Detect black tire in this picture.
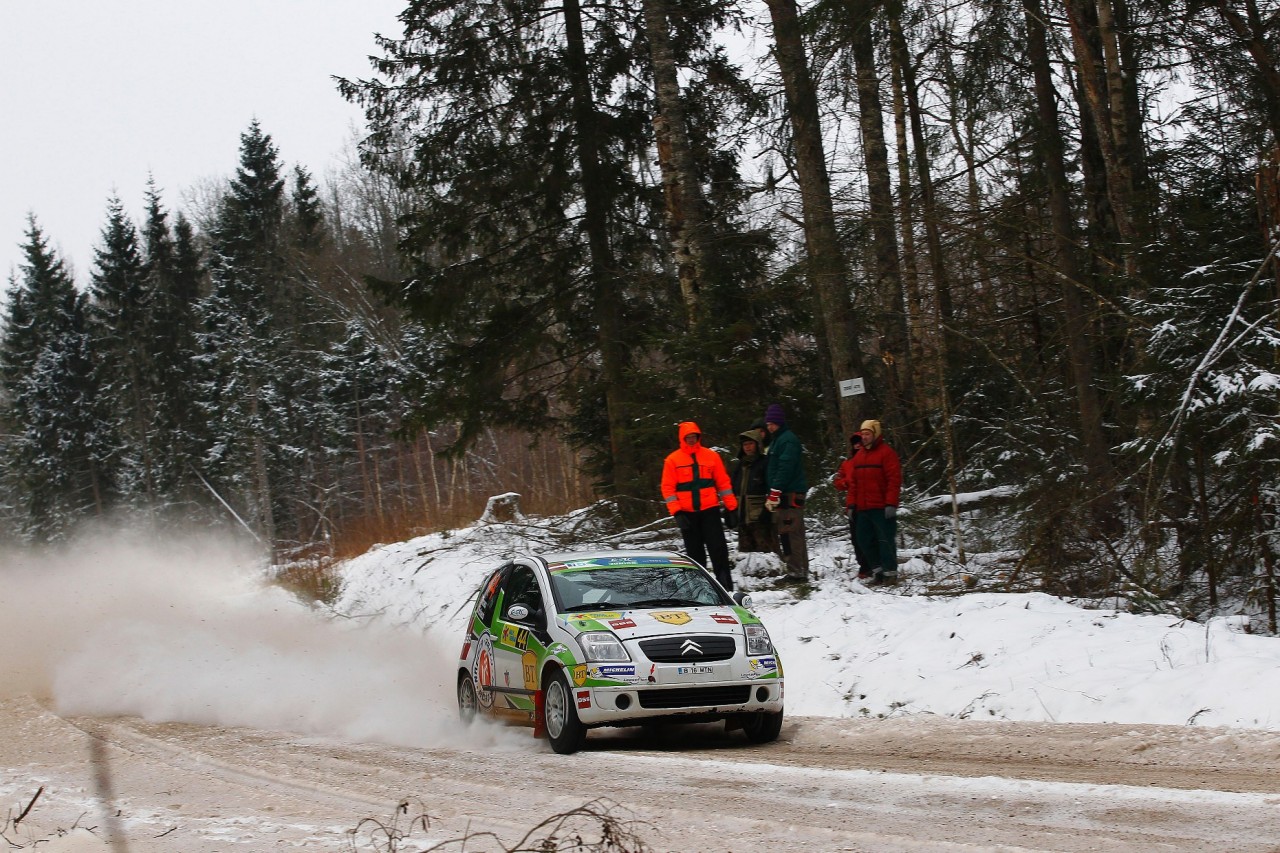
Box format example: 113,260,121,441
741,709,783,744
458,672,479,725
543,669,587,754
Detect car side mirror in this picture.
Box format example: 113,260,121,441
731,591,753,609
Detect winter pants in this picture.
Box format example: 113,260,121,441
738,519,780,555
855,509,898,576
774,506,809,579
681,507,734,590
845,510,872,573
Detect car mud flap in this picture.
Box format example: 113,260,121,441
532,689,546,738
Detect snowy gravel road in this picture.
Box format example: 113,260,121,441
3,697,1279,852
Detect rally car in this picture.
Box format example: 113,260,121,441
456,550,784,754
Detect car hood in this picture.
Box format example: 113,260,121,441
555,605,749,639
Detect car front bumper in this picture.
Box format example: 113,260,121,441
573,677,784,726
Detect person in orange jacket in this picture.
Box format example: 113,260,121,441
661,421,739,590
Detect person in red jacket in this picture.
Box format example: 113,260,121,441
833,432,871,574
844,419,902,585
661,421,739,590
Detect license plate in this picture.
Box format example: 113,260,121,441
676,665,713,675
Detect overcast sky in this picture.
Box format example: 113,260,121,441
0,0,403,289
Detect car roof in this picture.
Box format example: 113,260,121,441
532,549,687,566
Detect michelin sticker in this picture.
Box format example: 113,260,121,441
743,656,777,679
589,664,637,681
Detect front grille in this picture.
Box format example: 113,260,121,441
637,686,752,709
639,635,736,663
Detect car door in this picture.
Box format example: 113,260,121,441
467,563,511,713
489,561,550,722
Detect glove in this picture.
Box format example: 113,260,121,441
674,511,693,532
764,489,781,512
722,507,738,529
884,505,897,519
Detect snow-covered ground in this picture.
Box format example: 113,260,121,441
3,505,1277,751
4,511,1280,852
333,507,1280,732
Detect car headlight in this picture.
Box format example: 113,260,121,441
745,624,774,656
578,631,630,662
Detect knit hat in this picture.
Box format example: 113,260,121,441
764,403,786,426
859,419,882,439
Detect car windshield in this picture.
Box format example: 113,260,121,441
548,560,726,613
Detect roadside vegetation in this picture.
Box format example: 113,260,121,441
2,0,1276,629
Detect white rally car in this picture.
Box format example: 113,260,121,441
457,549,784,753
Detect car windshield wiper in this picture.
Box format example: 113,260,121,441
627,598,709,608
560,603,620,613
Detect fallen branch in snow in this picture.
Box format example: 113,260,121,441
346,797,651,852
13,785,42,829
911,486,1019,516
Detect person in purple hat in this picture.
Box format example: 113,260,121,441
762,403,809,581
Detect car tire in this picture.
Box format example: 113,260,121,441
543,669,586,754
741,709,783,744
458,672,479,725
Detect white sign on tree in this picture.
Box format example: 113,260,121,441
839,377,866,397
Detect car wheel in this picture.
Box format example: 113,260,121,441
741,709,783,744
458,672,479,725
543,669,586,754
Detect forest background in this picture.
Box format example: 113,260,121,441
1,0,1277,628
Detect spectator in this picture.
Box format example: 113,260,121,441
661,421,739,590
847,419,902,586
762,403,809,582
730,425,780,555
833,433,872,577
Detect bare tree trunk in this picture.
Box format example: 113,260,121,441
888,40,928,399
765,0,873,437
248,386,276,557
641,0,718,331
564,0,639,500
1028,0,1116,494
427,432,443,508
1210,0,1280,144
1257,485,1278,634
1257,148,1280,360
354,393,381,525
410,434,430,526
1063,0,1143,279
886,0,954,325
1194,446,1217,608
846,0,915,440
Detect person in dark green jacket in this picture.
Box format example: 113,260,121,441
762,403,809,581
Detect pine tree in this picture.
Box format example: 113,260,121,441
317,318,397,536
144,191,209,514
88,196,152,501
341,0,781,507
290,165,326,252
198,122,346,553
199,120,291,550
1,219,114,540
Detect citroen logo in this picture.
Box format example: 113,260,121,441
680,639,703,656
